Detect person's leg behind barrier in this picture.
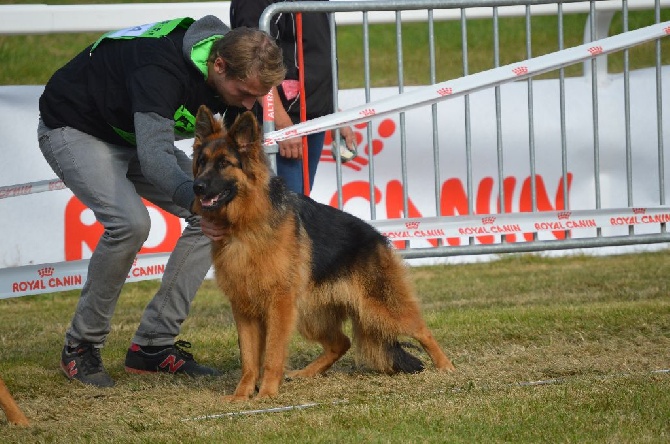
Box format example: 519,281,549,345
306,131,326,191
276,131,326,194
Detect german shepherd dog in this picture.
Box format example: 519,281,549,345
192,105,455,400
0,376,28,426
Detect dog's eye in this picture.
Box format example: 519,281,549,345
216,158,234,170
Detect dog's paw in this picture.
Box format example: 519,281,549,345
223,393,252,402
435,359,456,372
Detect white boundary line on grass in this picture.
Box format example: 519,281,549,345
181,400,348,421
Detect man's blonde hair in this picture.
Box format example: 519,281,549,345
209,27,286,90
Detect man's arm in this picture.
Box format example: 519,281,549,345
134,111,195,211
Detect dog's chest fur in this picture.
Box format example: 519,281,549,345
210,214,311,316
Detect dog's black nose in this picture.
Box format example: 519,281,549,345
193,180,206,196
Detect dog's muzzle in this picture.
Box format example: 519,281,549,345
193,178,237,210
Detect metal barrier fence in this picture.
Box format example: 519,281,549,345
258,0,670,259
0,1,669,298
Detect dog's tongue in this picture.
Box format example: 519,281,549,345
201,196,218,207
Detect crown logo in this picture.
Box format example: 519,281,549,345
437,87,453,96
482,216,496,225
38,267,54,278
405,221,420,229
360,108,376,117
557,211,571,220
632,208,646,214
512,66,528,76
588,46,603,55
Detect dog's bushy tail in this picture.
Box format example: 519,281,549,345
388,341,425,373
353,324,425,374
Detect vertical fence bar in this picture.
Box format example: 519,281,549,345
558,2,571,239
330,12,344,209
362,11,376,220
461,8,475,246
396,11,409,220
589,0,602,237
621,0,634,235
428,10,441,211
655,0,666,234
295,12,310,195
493,6,507,243
525,4,538,232
428,9,443,247
395,11,410,248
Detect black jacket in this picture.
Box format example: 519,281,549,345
38,16,243,210
39,16,232,146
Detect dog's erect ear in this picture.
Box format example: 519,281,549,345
228,111,261,154
194,105,221,147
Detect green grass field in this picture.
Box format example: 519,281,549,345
0,252,669,442
1,3,669,86
1,2,669,442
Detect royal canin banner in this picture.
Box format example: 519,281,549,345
1,61,670,298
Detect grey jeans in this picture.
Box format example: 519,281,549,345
37,120,212,348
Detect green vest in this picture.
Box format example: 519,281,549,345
90,17,216,145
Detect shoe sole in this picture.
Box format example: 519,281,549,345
124,366,158,375
125,366,220,377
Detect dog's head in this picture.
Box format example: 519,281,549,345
191,105,268,219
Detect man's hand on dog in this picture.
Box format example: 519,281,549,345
200,218,229,241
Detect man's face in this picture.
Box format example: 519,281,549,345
208,57,269,110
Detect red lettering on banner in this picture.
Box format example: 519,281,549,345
64,197,183,261
441,177,496,245
329,180,382,209
263,93,274,121
641,213,670,224
11,274,83,293
49,180,66,191
12,279,46,292
385,180,439,249
330,174,573,247
517,174,572,241
130,264,166,278
48,275,83,288
610,216,640,225
0,184,32,199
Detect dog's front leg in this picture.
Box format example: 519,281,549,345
256,293,297,398
226,310,263,401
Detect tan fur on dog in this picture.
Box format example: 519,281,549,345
192,106,454,400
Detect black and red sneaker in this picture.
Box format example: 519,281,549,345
61,343,115,388
124,340,220,377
